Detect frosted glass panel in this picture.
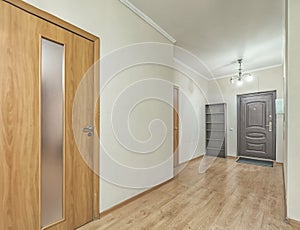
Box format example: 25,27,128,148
41,38,64,228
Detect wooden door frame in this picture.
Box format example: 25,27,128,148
173,86,179,173
3,0,100,221
237,90,277,160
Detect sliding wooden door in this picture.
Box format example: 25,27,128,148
0,0,99,229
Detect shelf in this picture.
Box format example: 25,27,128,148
207,147,225,151
206,129,225,132
206,138,224,141
206,112,224,115
206,122,224,124
206,103,227,158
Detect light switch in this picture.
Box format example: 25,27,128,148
275,98,284,114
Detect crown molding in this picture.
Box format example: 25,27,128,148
173,57,210,80
119,0,177,44
209,63,283,81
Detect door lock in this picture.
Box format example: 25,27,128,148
83,125,94,137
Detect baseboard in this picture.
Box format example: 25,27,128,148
226,155,238,159
236,155,277,162
99,177,175,218
99,155,205,218
177,154,204,167
281,165,288,221
287,218,300,228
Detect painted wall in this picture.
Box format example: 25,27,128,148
286,0,300,221
100,64,175,211
207,66,284,162
174,71,208,163
99,45,209,210
22,0,175,212
23,0,169,54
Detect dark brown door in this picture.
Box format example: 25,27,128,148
237,91,276,160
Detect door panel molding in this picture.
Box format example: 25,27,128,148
237,90,276,160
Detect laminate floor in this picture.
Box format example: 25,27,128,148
79,157,297,230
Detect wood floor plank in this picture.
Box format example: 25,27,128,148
79,157,296,230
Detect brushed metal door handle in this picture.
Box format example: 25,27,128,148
83,125,94,136
266,121,272,132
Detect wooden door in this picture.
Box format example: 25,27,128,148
237,91,276,160
173,87,179,173
0,1,99,229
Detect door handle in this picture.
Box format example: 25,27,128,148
83,125,94,137
266,121,272,132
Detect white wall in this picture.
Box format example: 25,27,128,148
99,60,209,210
207,66,284,162
23,0,176,212
100,64,175,211
286,0,300,222
174,71,208,163
24,0,169,54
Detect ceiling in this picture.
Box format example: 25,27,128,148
128,0,284,78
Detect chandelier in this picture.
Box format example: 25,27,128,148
230,59,253,86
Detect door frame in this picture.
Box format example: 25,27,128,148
3,0,100,221
173,86,179,174
237,90,277,160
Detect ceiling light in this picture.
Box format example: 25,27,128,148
230,77,235,84
246,74,254,82
236,79,243,86
230,59,252,85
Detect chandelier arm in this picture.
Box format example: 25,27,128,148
230,59,252,85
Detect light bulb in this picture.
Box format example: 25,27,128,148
246,74,254,82
236,79,243,86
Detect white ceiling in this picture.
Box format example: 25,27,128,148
127,0,284,78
